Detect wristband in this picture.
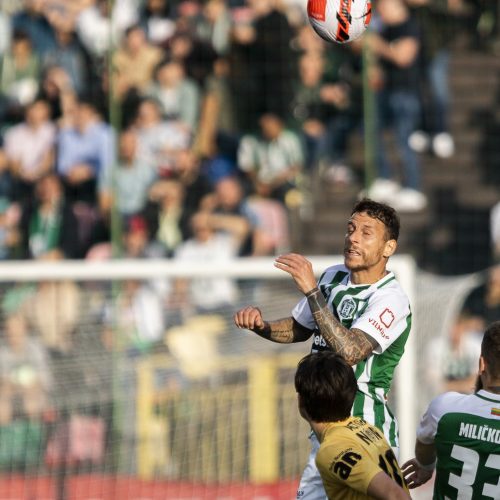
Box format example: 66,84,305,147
415,458,436,472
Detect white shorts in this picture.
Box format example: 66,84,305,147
296,432,400,500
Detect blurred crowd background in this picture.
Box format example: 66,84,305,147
0,0,498,497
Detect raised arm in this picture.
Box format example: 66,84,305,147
305,287,378,365
234,306,313,343
274,253,377,365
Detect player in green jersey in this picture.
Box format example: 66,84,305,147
234,199,412,500
403,320,500,499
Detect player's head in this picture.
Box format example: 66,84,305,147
344,199,399,273
295,352,358,423
479,321,500,385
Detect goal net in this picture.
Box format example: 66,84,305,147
0,255,474,499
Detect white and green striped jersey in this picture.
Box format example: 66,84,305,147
292,264,412,448
417,390,500,500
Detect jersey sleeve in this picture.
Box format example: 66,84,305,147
316,438,380,496
416,392,461,444
350,288,411,354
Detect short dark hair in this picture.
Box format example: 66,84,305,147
482,321,500,379
351,198,400,241
294,352,358,423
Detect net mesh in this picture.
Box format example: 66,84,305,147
0,259,485,499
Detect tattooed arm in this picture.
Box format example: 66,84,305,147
255,317,314,343
234,306,313,343
306,287,378,365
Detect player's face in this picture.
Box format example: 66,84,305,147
343,212,392,272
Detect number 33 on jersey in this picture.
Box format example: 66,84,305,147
417,390,500,499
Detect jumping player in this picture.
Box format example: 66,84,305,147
295,352,410,499
402,321,500,499
234,198,412,500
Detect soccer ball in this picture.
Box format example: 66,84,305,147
307,0,372,44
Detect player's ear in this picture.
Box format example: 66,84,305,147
383,239,397,258
479,355,486,374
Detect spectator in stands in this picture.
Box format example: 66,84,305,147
147,56,201,133
173,210,240,314
491,200,500,262
11,0,57,58
407,0,467,159
459,264,500,331
99,128,157,219
112,24,164,103
196,0,232,55
102,276,165,355
247,0,295,123
0,313,52,424
77,0,139,60
133,97,191,178
194,56,238,160
56,96,115,205
41,22,88,96
290,51,355,184
145,179,192,257
366,0,426,212
238,112,304,205
38,65,77,124
425,313,483,394
0,196,21,260
4,98,56,202
0,145,14,204
19,173,80,259
203,176,257,256
122,214,165,259
0,29,41,122
172,147,214,214
25,280,81,355
138,0,176,46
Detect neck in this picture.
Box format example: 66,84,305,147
350,267,388,285
483,384,500,395
310,421,328,442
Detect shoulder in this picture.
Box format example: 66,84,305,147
371,276,410,307
318,264,348,282
428,391,468,419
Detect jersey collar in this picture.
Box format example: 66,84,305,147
347,270,395,288
476,389,500,403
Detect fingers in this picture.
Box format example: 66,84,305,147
234,306,264,331
274,253,311,270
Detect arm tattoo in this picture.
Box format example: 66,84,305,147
254,317,313,344
306,287,378,365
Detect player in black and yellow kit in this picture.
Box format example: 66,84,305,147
295,352,410,499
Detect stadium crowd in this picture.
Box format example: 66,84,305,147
0,0,495,266
0,0,498,479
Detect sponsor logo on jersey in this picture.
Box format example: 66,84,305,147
333,451,362,479
307,0,327,22
311,333,330,352
491,407,500,417
338,297,357,320
379,308,395,328
368,318,389,339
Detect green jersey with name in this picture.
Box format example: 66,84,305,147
417,390,500,499
292,264,412,448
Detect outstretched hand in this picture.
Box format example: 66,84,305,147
234,306,265,332
274,253,317,295
401,458,434,489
